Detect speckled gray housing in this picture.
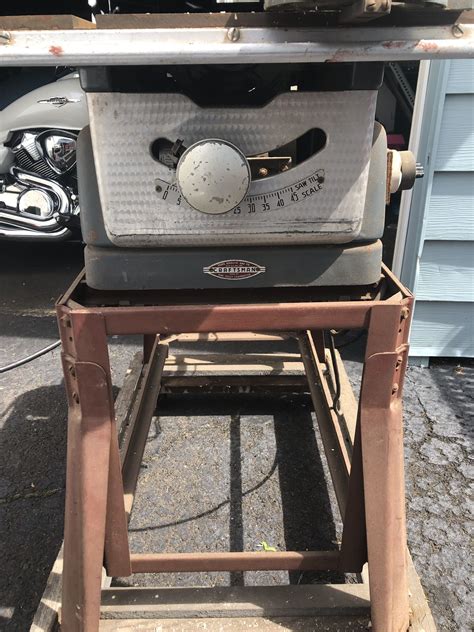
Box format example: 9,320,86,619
86,90,377,247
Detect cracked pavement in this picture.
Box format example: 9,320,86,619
0,242,472,630
403,364,473,632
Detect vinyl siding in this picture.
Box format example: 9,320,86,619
402,60,474,361
425,172,474,240
416,241,474,302
409,302,474,358
435,95,474,171
446,60,474,94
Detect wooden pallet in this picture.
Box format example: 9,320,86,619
31,333,436,632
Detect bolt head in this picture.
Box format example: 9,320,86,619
227,27,240,42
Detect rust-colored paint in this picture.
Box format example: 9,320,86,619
382,40,411,49
419,41,439,53
49,44,63,56
56,264,413,632
131,551,340,573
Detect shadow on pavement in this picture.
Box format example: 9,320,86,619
126,393,344,589
0,383,67,632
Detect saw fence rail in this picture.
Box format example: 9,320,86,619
1,11,473,66
31,264,437,631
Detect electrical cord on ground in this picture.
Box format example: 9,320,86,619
0,339,61,374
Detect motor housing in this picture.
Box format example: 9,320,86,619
78,63,395,289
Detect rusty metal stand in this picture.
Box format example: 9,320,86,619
56,264,413,632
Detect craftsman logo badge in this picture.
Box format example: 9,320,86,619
203,260,266,281
37,96,81,108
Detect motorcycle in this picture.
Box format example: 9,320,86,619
0,71,88,240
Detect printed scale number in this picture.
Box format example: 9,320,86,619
155,169,325,215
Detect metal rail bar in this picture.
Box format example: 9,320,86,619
121,339,168,518
96,302,373,335
129,551,340,573
161,374,309,391
298,332,351,516
1,24,473,66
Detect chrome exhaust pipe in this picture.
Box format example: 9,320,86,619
0,224,71,240
0,209,62,231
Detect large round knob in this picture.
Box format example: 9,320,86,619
176,139,251,214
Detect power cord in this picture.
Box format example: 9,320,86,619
0,340,61,374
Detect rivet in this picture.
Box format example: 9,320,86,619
0,31,11,43
401,307,410,320
395,355,403,369
392,384,399,395
258,167,269,177
452,24,464,38
72,392,80,404
68,365,76,378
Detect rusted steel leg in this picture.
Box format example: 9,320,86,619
310,330,326,363
298,332,350,514
58,311,130,632
104,430,132,577
143,334,157,363
339,419,367,572
357,303,412,632
122,338,168,519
